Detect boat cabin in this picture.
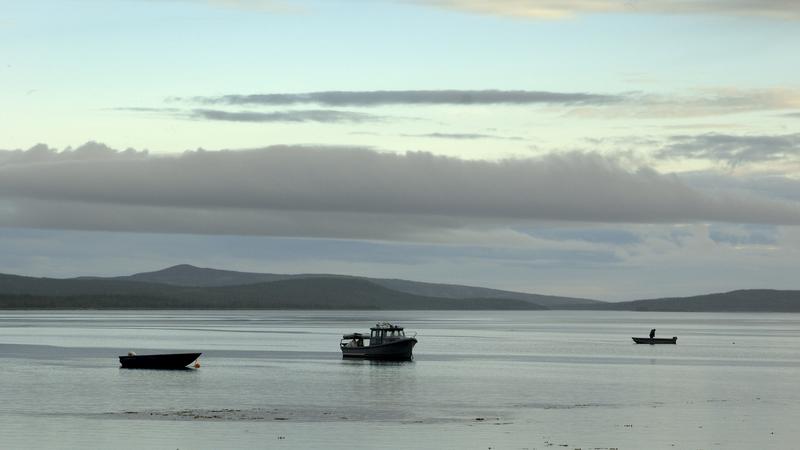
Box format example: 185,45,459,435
369,322,408,345
340,322,411,348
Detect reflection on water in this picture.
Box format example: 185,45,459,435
1,310,800,449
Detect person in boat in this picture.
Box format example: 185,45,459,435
649,329,656,339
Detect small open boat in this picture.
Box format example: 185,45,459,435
341,322,417,360
632,337,677,344
119,352,201,369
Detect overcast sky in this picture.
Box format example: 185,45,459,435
1,0,798,300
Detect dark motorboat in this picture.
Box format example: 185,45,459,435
119,352,202,369
632,337,677,344
341,322,417,360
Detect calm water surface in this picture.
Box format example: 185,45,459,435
1,310,799,449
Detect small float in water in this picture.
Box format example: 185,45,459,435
340,322,417,360
119,352,202,369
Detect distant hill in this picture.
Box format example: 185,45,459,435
6,265,797,311
597,290,800,312
0,272,545,310
101,264,289,287
100,264,600,308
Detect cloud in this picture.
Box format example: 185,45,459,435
183,87,800,119
570,88,800,118
707,224,779,246
681,170,800,203
657,133,800,166
400,132,525,141
111,107,388,124
189,89,622,107
404,0,800,20
1,143,799,241
519,227,642,245
191,109,384,123
0,141,148,166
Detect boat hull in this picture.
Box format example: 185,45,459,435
341,338,417,360
119,352,201,369
632,337,677,344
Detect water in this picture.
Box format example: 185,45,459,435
1,310,799,449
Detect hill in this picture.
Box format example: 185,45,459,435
597,289,800,312
0,273,545,310
102,264,289,287
101,264,600,308
7,266,797,311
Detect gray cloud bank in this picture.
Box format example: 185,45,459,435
191,89,621,107
0,141,148,165
405,0,800,20
1,143,799,239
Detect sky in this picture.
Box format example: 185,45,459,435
1,0,799,300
